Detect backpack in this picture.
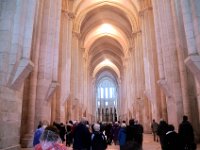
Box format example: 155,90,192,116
91,132,107,150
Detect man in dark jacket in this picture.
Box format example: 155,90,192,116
178,115,196,150
91,123,107,150
164,124,181,150
73,117,91,150
157,120,168,150
133,120,143,150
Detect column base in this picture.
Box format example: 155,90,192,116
20,133,34,148
185,54,200,83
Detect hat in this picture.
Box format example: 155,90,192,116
93,123,100,131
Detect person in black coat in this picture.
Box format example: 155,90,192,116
73,117,91,150
157,120,168,150
66,120,73,146
125,119,135,149
178,115,196,150
132,120,143,150
164,124,181,150
91,123,107,150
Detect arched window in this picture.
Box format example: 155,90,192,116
96,77,118,122
97,79,116,99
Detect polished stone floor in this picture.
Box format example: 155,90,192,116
22,134,200,150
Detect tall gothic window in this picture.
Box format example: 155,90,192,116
96,77,117,122
97,79,116,99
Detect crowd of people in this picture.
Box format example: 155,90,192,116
33,115,196,150
33,118,143,150
151,115,196,150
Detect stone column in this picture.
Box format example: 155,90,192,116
128,46,137,119
121,63,127,117
79,48,85,106
182,0,200,83
170,0,193,120
83,50,89,115
7,0,35,90
54,5,74,123
131,31,145,124
70,29,80,121
0,0,37,149
151,0,168,121
66,98,72,120
51,94,57,122
181,0,198,55
35,0,61,124
21,0,43,147
92,78,96,122
152,0,184,127
123,58,128,115
62,10,74,121
140,3,162,121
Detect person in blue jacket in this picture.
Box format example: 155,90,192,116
118,123,127,150
33,121,48,147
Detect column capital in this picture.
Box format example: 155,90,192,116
139,6,153,16
131,30,142,38
83,51,88,60
61,10,75,20
123,57,129,67
72,31,81,39
68,12,75,19
129,47,134,52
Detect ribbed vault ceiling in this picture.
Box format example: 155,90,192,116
73,0,140,80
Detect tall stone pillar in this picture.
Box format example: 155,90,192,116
180,0,200,140
152,0,184,127
170,0,194,121
21,0,43,147
133,31,147,126
70,27,81,121
121,63,127,117
127,46,136,117
83,50,88,114
123,58,128,115
140,3,162,121
35,0,61,125
0,0,36,149
182,0,200,83
54,4,74,123
150,0,168,121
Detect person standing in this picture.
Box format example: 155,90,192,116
133,120,143,150
111,122,120,145
164,124,181,150
65,120,73,147
157,120,168,150
33,121,48,147
91,123,107,150
151,119,159,142
118,123,127,150
178,115,196,150
73,117,91,150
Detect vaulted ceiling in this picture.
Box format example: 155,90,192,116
73,0,140,81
